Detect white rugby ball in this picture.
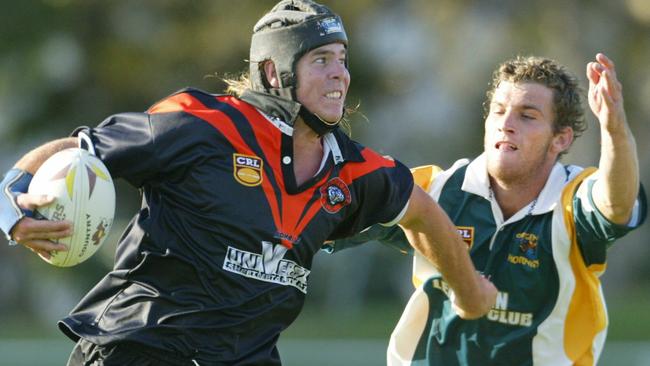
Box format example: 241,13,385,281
28,148,115,267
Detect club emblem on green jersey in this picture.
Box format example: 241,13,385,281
516,232,538,260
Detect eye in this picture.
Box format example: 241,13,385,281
314,57,327,65
521,113,536,120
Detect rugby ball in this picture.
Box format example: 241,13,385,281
28,148,115,267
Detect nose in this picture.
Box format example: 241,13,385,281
329,60,349,81
497,111,516,133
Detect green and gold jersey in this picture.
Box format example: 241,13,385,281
330,154,647,366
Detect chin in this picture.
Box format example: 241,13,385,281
487,158,520,181
319,111,343,124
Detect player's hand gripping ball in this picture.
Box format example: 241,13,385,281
28,148,115,267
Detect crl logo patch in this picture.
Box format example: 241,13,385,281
233,153,263,187
456,226,474,249
320,177,351,213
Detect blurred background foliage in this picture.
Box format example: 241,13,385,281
1,0,649,364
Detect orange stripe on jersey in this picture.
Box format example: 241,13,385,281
154,93,284,246
225,97,299,246
232,97,331,247
338,147,396,185
147,92,203,114
226,96,283,189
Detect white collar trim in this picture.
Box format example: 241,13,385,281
259,109,294,136
462,153,577,217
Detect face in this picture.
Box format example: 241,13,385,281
294,43,350,123
484,81,573,185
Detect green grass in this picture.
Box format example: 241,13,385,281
5,292,649,342
605,290,650,340
283,302,404,339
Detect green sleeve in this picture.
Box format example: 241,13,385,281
574,180,647,266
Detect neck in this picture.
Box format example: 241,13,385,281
293,118,321,143
292,118,324,186
489,174,547,220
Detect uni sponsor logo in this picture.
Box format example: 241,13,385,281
223,241,310,293
457,226,474,249
319,177,351,213
233,153,263,187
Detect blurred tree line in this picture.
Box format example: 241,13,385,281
1,0,649,341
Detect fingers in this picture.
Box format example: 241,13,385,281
16,193,55,211
11,217,72,239
23,239,68,255
10,217,72,261
601,70,619,105
596,53,615,72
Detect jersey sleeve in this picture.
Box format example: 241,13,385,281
72,112,158,187
324,164,443,253
327,154,414,241
357,157,414,227
574,174,648,266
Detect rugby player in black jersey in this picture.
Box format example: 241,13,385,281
1,1,496,364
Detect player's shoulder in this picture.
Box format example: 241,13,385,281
147,87,233,114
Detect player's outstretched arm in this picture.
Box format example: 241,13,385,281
586,53,640,225
1,137,77,258
398,186,497,319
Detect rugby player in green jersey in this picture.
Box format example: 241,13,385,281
330,54,646,365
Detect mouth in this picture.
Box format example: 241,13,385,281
495,141,518,151
325,91,343,100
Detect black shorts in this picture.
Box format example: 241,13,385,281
66,338,200,366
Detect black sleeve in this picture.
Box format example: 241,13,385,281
72,112,157,188
359,159,414,226
329,157,414,239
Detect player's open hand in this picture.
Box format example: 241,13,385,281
586,53,627,131
11,193,70,259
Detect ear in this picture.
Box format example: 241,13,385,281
263,61,280,88
551,126,574,154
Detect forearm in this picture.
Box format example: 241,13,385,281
14,137,78,174
399,188,493,318
594,122,639,224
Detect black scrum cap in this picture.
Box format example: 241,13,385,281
249,0,348,99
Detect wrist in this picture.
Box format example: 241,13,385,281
1,168,33,241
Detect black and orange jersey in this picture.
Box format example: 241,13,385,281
58,88,413,364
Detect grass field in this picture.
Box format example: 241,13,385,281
2,295,649,365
